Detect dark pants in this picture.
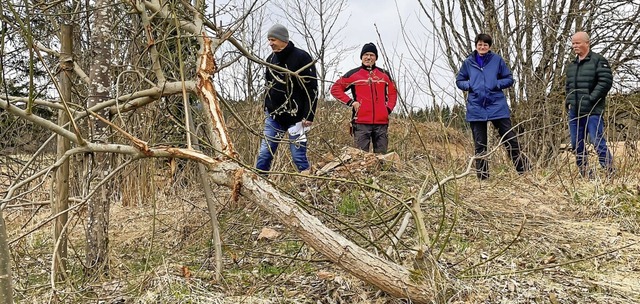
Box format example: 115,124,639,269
353,123,389,153
469,118,530,179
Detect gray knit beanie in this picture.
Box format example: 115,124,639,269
267,24,289,43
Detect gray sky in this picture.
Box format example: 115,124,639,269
219,0,458,109
324,0,428,69
275,0,454,109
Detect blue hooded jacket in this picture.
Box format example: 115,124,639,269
455,51,514,121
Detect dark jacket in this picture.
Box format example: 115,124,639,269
455,51,514,121
330,65,398,124
565,50,613,116
264,42,318,127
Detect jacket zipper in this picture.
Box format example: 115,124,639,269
369,69,375,124
573,58,581,112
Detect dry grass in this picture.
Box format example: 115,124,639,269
4,107,640,303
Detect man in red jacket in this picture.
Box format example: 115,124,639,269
330,43,398,153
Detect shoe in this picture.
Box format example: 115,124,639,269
477,173,489,180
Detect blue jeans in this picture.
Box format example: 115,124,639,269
255,114,310,173
568,111,613,172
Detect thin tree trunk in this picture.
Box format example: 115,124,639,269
0,213,13,304
197,163,223,282
53,24,73,281
186,108,223,282
85,0,112,275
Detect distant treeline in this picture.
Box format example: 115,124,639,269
400,104,468,131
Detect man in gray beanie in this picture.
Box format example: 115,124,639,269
267,24,289,44
256,24,318,175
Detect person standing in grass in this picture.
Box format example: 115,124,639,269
565,31,614,178
255,24,318,174
455,33,530,179
330,43,398,154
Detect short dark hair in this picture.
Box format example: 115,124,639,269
474,33,493,47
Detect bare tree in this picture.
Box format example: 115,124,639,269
52,23,73,280
275,0,353,99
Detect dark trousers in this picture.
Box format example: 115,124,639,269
353,123,389,153
469,118,530,179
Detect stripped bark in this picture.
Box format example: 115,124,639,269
195,33,236,157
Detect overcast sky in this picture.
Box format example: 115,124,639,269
332,0,423,67
210,0,461,109
261,0,455,109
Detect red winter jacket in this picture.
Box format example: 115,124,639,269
331,65,398,124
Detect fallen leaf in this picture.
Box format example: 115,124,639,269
542,255,557,264
317,271,334,280
181,265,191,279
257,227,280,241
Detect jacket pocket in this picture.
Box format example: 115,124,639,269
469,92,483,105
577,95,592,113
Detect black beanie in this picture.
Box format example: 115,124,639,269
360,43,378,58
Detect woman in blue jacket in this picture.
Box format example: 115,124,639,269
455,33,530,179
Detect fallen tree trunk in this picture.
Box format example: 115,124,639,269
207,162,443,303
183,23,446,302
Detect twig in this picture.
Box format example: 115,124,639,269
458,215,527,276
460,241,639,279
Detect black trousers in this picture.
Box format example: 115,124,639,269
353,123,389,153
469,118,530,179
